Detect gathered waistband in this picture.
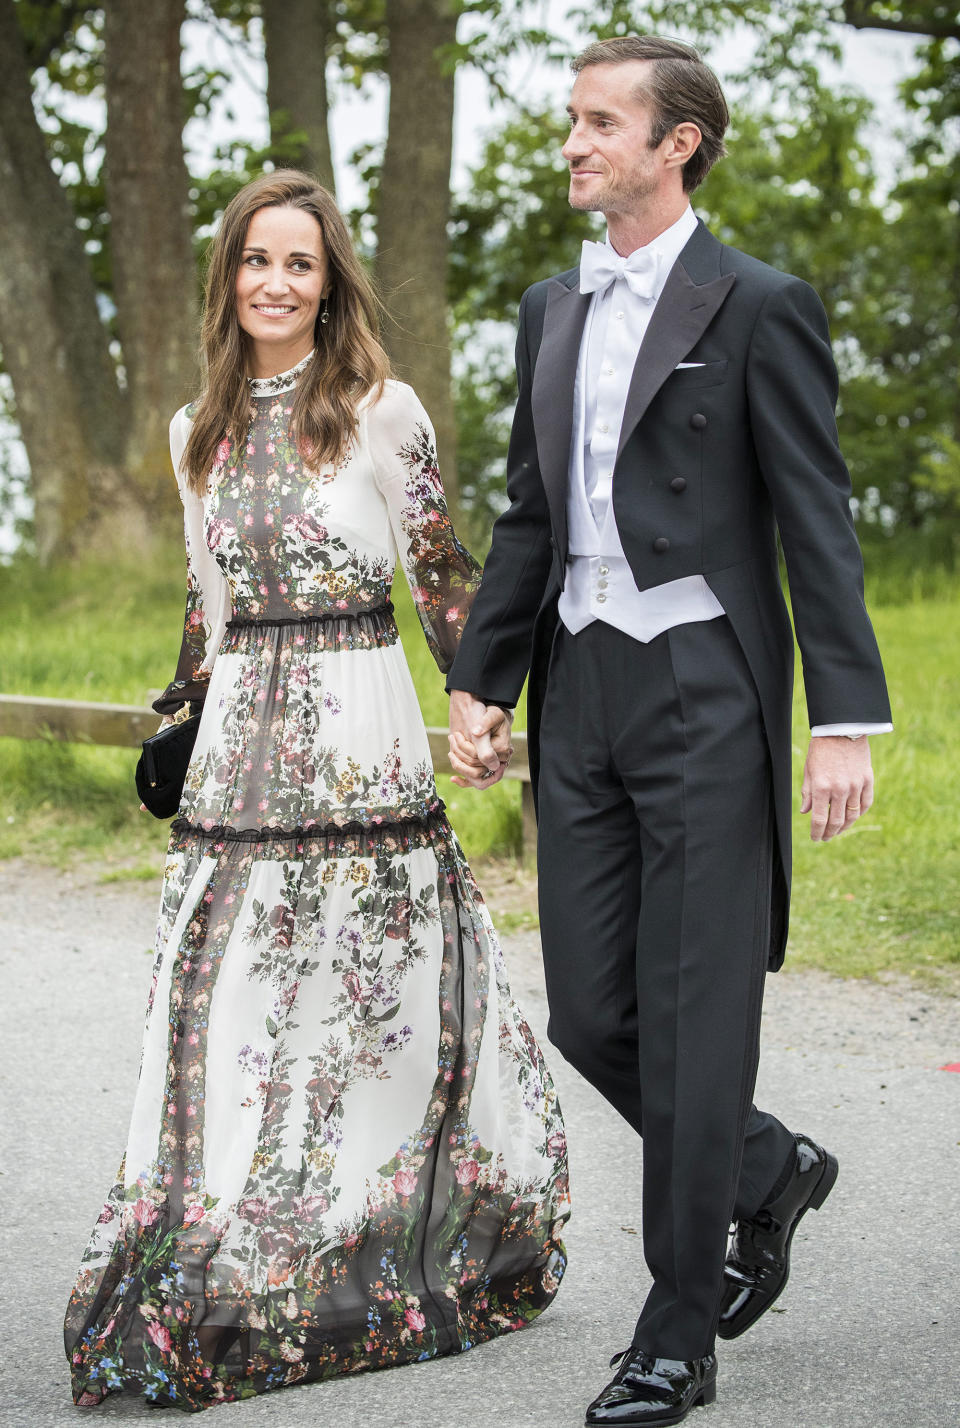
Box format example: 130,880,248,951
225,601,393,630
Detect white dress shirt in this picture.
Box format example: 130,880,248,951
557,205,891,739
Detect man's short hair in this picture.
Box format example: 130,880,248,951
571,35,729,192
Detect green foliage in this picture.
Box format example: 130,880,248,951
690,89,956,530
859,526,960,605
449,109,599,534
634,1,959,536
449,358,515,552
446,4,959,548
18,4,110,296
14,0,99,70
10,1,244,300
450,110,599,324
4,0,957,559
437,1,557,98
914,435,960,513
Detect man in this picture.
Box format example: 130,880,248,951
447,34,892,1428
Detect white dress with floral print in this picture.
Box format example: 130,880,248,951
64,359,569,1412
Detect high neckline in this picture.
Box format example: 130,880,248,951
248,349,315,397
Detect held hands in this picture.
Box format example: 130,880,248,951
800,735,874,841
448,690,514,789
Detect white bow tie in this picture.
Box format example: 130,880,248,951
579,240,660,300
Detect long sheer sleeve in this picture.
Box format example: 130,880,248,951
366,381,481,673
152,406,231,716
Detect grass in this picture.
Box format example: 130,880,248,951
860,527,959,608
0,554,523,872
787,600,960,985
1,555,957,984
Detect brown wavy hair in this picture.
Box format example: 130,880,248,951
182,170,390,493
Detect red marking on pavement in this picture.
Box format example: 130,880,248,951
940,1063,960,1072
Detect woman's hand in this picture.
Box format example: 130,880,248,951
448,729,514,788
448,692,514,789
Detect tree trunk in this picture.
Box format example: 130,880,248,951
0,0,132,563
262,0,336,192
377,0,459,508
103,0,197,534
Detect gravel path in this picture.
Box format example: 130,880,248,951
1,860,957,1428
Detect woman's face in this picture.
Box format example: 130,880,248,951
235,205,330,372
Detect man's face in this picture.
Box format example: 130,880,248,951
562,60,665,216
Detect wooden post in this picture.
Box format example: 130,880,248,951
520,781,537,864
0,693,157,747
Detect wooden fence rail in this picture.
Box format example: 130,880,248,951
0,693,536,854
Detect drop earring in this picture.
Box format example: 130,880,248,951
320,298,330,326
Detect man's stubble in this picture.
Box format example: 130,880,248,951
567,164,659,219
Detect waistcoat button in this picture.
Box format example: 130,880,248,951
690,412,707,430
670,476,687,493
653,537,670,554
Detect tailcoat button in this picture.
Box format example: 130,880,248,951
670,477,687,493
690,412,707,430
653,537,670,554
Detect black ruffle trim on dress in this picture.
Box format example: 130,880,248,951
222,603,399,653
225,601,393,629
170,804,454,859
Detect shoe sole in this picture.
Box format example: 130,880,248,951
716,1151,839,1341
585,1375,717,1426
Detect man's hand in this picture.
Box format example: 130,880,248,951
800,735,874,841
448,690,514,790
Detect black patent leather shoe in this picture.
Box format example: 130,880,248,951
584,1349,718,1426
717,1132,838,1340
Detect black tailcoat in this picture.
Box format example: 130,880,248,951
448,220,891,970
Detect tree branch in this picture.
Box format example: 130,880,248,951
842,2,960,42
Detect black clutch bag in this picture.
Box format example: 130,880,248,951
136,710,202,819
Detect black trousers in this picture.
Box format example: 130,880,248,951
536,617,797,1359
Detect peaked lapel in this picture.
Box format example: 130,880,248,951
616,222,735,463
530,274,591,553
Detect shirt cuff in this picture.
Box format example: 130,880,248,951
810,723,893,738
448,689,515,715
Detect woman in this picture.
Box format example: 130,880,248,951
64,171,569,1412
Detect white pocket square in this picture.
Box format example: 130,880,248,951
675,362,706,369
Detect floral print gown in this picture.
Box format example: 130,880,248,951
64,357,569,1411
